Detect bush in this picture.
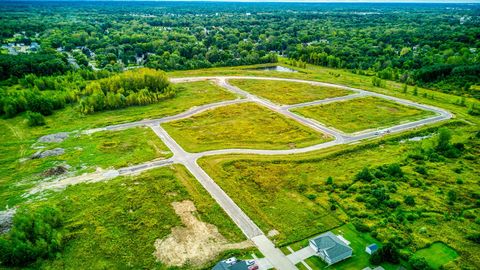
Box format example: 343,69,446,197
466,233,480,243
352,218,370,232
409,257,432,270
369,242,400,265
356,167,375,182
0,206,67,266
25,111,46,126
404,195,416,206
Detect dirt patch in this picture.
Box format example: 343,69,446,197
31,148,65,159
29,167,119,195
153,200,252,267
42,165,69,177
38,132,69,143
267,229,279,238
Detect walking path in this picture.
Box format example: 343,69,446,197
30,76,453,270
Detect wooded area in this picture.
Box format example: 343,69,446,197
0,2,478,97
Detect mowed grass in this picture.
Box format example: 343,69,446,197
413,242,459,269
0,127,171,210
293,96,435,133
300,224,397,270
229,79,353,105
162,102,331,152
33,165,246,269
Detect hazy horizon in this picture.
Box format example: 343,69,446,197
8,0,480,3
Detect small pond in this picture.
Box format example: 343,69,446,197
250,66,298,73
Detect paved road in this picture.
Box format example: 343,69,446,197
35,76,453,270
85,98,247,134
149,125,297,270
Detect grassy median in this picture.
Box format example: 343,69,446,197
292,96,435,133
162,102,332,152
229,79,353,105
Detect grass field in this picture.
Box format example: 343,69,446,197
162,102,331,152
228,79,353,105
2,62,480,270
0,127,171,210
169,61,480,125
199,123,480,267
413,242,459,269
32,165,248,269
292,96,435,133
0,80,235,210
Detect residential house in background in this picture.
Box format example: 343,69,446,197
212,257,258,270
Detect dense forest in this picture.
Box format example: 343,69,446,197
0,1,479,98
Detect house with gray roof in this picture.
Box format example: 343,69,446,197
212,257,258,270
309,231,353,265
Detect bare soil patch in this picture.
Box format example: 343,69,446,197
153,200,252,267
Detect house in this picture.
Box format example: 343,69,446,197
212,257,258,270
30,42,40,51
309,231,353,265
366,243,379,255
362,267,385,270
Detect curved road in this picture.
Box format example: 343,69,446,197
39,76,452,270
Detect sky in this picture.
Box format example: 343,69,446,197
20,0,480,2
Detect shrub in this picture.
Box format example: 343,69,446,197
409,257,432,270
0,206,67,266
385,163,404,178
466,233,480,243
356,167,375,182
326,176,333,185
414,166,428,175
369,242,400,265
25,111,46,126
352,218,370,232
404,195,416,206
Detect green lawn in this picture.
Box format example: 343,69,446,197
162,102,331,152
300,224,398,270
32,165,247,269
413,242,459,269
0,127,171,210
229,79,353,105
292,96,435,133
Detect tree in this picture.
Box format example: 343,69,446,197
435,128,452,153
409,257,432,270
0,206,67,266
369,243,400,264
